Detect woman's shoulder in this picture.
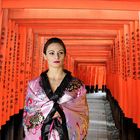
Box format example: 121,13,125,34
71,77,84,85
66,76,85,92
28,76,41,90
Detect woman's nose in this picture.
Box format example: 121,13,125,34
55,53,59,59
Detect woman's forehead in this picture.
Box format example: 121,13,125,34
47,43,64,51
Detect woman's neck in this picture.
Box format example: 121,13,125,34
47,68,66,80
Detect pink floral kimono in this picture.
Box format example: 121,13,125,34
23,70,89,140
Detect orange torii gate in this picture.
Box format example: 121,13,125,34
1,0,140,132
107,19,140,128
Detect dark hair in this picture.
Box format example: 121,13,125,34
43,37,66,55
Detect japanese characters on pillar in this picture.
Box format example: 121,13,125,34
112,41,116,76
125,27,131,78
121,30,125,82
24,28,33,108
114,38,119,100
118,29,124,110
125,23,132,118
117,34,121,77
14,26,21,114
0,0,1,128
9,20,16,117
115,38,118,75
137,21,140,80
0,9,8,127
124,25,129,82
108,45,114,95
0,1,2,40
19,26,26,110
33,35,47,77
106,50,112,93
13,23,18,115
129,21,137,121
123,24,129,117
25,28,33,83
4,19,13,122
119,25,129,117
32,34,39,78
134,20,139,124
131,24,137,80
124,24,131,118
39,37,47,73
113,40,117,99
138,12,140,128
15,25,26,113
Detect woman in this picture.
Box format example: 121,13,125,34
23,38,89,140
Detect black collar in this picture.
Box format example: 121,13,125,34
39,69,72,102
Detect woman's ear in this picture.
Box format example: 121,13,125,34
43,53,47,60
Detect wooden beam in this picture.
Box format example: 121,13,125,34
77,62,107,65
74,58,107,62
2,0,140,11
63,39,114,46
33,28,117,37
16,23,123,30
69,54,109,57
14,19,131,25
67,50,110,53
9,9,139,20
0,0,2,36
40,34,116,39
66,46,111,51
40,35,115,40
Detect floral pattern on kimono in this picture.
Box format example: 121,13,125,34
23,70,89,140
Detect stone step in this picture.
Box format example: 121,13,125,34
86,92,120,140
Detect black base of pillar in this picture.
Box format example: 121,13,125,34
94,85,98,93
85,85,90,93
106,89,140,140
102,85,106,92
90,85,94,93
0,110,24,140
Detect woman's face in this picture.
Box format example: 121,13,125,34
44,43,65,68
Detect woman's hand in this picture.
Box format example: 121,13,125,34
53,111,60,118
53,112,62,123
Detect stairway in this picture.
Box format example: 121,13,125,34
86,91,120,140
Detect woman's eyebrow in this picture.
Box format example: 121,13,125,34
58,49,64,52
47,50,54,52
47,49,64,52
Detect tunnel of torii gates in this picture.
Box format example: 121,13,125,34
0,0,140,131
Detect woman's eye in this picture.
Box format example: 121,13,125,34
49,52,54,55
59,52,64,55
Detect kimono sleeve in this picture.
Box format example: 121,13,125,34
62,84,89,140
23,81,45,133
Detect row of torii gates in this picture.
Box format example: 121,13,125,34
0,0,140,140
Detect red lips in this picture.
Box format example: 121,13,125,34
53,61,60,63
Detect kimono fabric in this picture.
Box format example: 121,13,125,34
23,70,89,140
